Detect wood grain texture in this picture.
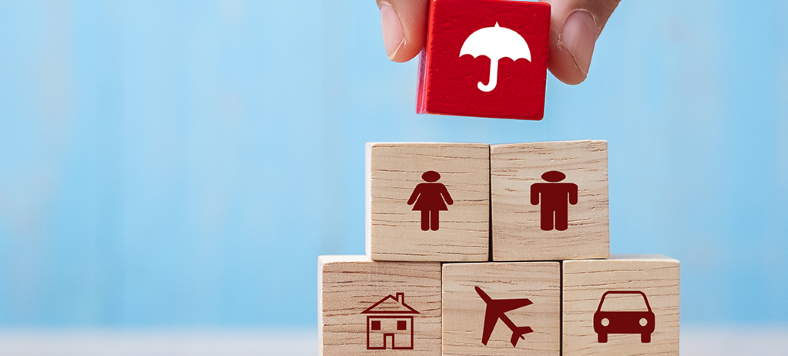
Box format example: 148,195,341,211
366,143,489,261
490,140,609,261
442,262,560,356
562,255,680,356
318,256,441,356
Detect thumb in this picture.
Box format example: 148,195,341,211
376,0,428,63
541,0,620,85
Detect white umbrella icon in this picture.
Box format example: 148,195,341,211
460,23,531,92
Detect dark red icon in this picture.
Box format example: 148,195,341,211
417,0,550,120
593,291,655,343
361,293,420,350
475,286,533,347
531,170,578,231
407,171,453,231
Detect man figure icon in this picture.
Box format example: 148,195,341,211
407,171,453,231
530,171,578,231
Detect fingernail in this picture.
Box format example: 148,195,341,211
562,10,599,75
380,4,404,60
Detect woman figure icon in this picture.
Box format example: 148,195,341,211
407,171,453,231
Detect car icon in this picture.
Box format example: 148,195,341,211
593,291,655,343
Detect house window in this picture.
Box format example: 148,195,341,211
371,320,381,330
397,320,407,330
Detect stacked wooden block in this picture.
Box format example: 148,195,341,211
319,141,680,356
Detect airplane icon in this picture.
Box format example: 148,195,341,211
475,286,534,347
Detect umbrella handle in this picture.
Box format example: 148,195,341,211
478,58,498,92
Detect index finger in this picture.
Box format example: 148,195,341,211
377,0,428,62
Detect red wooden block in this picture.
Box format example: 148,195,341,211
417,0,550,120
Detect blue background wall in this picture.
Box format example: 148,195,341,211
0,0,786,327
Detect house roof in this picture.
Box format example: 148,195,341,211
361,294,420,315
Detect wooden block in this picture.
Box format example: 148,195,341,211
417,0,550,120
366,143,489,261
442,262,560,356
318,256,442,356
562,255,680,356
490,140,609,261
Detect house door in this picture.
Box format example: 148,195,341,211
384,334,394,349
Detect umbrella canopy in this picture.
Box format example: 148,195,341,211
460,23,531,92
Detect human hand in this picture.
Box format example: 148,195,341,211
376,0,620,85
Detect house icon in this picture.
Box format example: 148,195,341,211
361,292,420,350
